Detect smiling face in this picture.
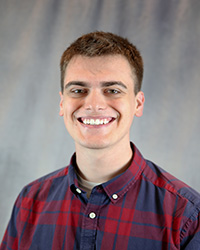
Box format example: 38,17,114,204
59,55,144,151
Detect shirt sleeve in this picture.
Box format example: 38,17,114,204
181,210,200,249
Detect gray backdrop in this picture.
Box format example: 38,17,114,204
0,0,200,240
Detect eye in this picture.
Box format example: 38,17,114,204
73,89,85,93
70,88,88,95
104,88,121,95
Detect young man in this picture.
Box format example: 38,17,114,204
1,31,200,250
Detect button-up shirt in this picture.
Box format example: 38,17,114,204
1,143,200,249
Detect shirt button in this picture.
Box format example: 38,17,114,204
112,194,118,200
89,212,96,219
76,188,82,194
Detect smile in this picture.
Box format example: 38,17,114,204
78,117,115,126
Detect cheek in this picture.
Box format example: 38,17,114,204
63,99,76,116
63,101,82,128
117,99,135,116
62,105,74,128
121,104,135,127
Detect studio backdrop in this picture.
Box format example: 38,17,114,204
0,0,200,240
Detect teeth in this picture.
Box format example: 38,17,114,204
103,119,109,124
83,118,111,125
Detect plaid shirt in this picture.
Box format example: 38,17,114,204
1,143,200,250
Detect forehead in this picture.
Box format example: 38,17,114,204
64,54,135,84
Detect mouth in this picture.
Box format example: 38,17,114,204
77,117,116,126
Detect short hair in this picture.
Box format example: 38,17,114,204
60,31,143,94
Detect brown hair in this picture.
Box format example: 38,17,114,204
60,31,143,94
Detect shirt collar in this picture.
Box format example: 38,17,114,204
102,143,146,203
68,142,146,203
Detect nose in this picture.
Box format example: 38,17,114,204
84,90,106,111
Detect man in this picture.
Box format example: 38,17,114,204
1,31,200,250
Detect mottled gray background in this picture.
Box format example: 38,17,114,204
0,0,200,240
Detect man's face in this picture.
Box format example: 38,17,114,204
59,55,144,150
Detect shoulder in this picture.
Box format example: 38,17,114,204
141,160,200,246
27,165,69,188
143,159,200,211
16,166,70,206
144,160,200,199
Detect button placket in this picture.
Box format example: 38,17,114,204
89,212,96,219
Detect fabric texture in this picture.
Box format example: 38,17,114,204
1,143,200,250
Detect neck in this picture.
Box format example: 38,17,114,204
75,141,133,183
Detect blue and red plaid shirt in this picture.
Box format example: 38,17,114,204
1,143,200,250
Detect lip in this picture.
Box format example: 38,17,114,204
77,116,116,127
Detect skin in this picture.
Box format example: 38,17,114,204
59,54,145,183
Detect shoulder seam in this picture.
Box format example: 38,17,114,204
23,166,69,189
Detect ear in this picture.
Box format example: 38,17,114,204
59,91,64,116
135,91,145,117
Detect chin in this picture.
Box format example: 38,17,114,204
77,139,111,150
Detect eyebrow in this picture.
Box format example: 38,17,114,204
64,81,127,89
64,81,87,89
101,81,127,89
